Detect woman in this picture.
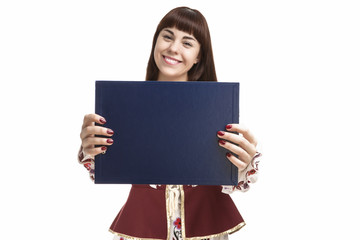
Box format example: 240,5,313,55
79,7,261,240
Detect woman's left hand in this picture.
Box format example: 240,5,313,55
217,124,258,171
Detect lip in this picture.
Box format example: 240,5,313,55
163,55,182,65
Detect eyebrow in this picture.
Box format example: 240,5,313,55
164,29,197,41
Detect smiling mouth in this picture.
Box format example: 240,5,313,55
163,56,181,65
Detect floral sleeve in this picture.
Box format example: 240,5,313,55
78,147,95,181
222,152,262,194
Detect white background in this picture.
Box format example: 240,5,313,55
1,0,359,239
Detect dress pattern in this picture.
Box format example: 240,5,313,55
172,218,182,240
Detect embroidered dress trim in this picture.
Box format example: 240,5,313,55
165,185,172,240
166,185,184,240
180,185,186,240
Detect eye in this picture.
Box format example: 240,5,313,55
183,41,193,47
163,34,172,41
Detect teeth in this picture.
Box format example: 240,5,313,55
165,57,178,64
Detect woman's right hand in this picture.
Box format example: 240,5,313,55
80,113,114,157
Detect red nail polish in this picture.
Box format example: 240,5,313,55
217,131,225,136
219,140,226,145
226,152,231,157
99,118,106,124
107,139,113,144
107,129,114,135
226,124,232,130
101,146,107,151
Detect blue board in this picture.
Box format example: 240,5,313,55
95,81,239,185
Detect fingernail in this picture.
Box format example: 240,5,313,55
107,139,114,144
99,118,107,124
226,124,232,130
226,152,232,157
101,146,107,151
219,140,226,145
217,131,225,136
107,129,114,135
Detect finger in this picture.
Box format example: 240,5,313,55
82,113,107,129
80,125,114,140
82,136,114,149
225,152,248,171
217,131,257,157
83,146,108,157
218,140,252,165
225,124,257,146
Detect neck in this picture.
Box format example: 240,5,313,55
157,73,188,82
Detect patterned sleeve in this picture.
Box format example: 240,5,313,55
222,152,262,194
78,147,95,182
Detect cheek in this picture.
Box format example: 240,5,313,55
153,42,164,65
154,39,167,54
185,50,200,65
154,43,160,57
154,38,162,56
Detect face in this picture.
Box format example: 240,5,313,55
154,27,201,81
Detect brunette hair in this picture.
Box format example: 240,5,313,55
146,7,217,82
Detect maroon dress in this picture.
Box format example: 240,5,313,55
109,185,245,240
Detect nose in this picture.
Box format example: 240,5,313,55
168,41,180,54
